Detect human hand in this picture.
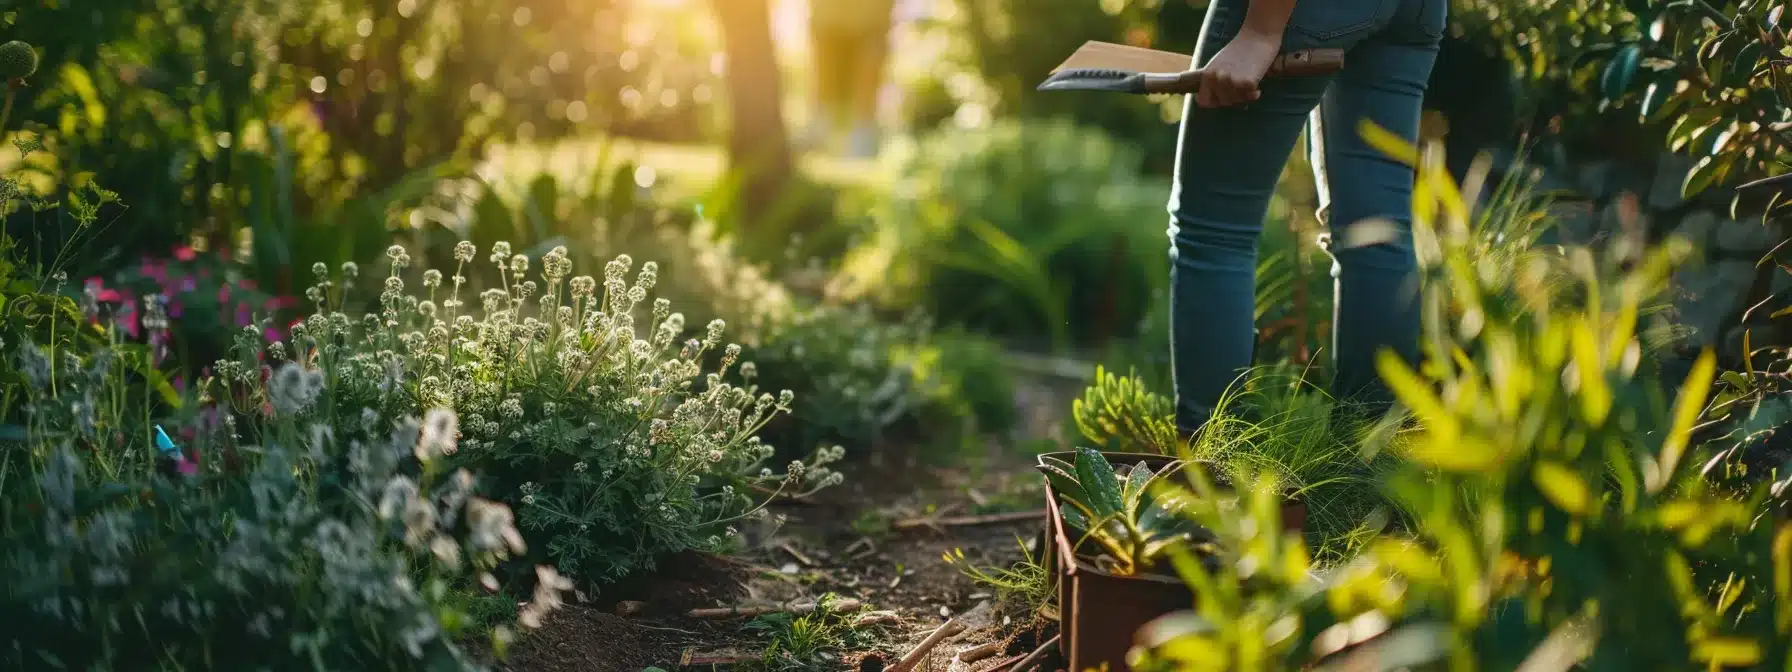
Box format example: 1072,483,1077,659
1196,28,1282,108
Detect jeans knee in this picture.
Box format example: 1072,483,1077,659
1166,211,1259,268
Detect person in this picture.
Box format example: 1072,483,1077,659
1167,0,1445,438
806,0,896,158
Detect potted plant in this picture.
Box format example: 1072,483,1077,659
1035,447,1307,672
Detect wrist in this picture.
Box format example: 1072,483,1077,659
1238,22,1285,43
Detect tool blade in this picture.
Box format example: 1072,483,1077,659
1036,68,1151,94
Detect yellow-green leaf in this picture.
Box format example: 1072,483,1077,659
1692,636,1762,666
1533,462,1593,516
1377,350,1458,442
1570,320,1613,426
1358,119,1420,167
1657,500,1703,530
1774,525,1792,630
1404,435,1503,472
1654,349,1717,493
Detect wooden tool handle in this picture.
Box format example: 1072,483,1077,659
1141,47,1347,94
1270,48,1347,76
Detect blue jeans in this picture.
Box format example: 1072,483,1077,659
1168,0,1445,432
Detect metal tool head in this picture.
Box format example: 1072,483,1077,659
1036,68,1151,94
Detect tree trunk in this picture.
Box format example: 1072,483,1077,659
712,0,793,228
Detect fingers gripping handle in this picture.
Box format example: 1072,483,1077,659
1139,47,1346,94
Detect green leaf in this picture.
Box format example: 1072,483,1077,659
1062,504,1091,533
1533,461,1594,516
1654,349,1717,493
1600,44,1644,99
1122,461,1152,514
1684,155,1721,198
1729,40,1764,87
1037,462,1086,503
1074,447,1125,519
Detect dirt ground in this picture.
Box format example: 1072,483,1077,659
493,375,1084,672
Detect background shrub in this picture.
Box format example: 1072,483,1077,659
831,119,1168,352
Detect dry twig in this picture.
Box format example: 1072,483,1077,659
679,649,758,666
1008,634,1060,672
852,610,902,627
952,638,1007,665
780,542,817,566
893,510,1042,531
685,597,862,620
892,618,967,672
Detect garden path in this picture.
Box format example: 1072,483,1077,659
497,368,1086,671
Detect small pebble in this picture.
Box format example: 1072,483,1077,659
779,562,799,574
940,605,951,617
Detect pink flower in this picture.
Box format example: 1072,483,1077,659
175,457,199,476
174,245,196,262
121,298,140,339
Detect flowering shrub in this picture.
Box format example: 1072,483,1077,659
0,343,563,668
229,243,844,585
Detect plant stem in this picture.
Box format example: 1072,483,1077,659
0,83,14,134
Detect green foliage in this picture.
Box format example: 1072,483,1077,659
901,0,1183,169
1038,447,1209,576
225,245,845,586
1074,365,1179,455
0,324,562,668
3,1,717,281
743,595,879,672
455,160,1018,458
833,119,1168,351
1450,0,1792,207
1129,127,1792,671
944,538,1051,616
743,305,933,452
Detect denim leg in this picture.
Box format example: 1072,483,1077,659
1168,74,1333,433
1314,35,1438,422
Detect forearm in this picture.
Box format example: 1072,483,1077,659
1240,0,1298,39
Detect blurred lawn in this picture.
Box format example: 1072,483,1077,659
485,135,890,202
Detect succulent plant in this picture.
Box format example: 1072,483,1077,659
1037,447,1213,575
0,41,38,81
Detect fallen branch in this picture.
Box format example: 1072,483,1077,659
892,618,967,672
1008,634,1060,672
679,649,758,666
780,542,818,566
853,610,902,627
894,510,1042,531
685,597,863,620
952,638,1007,665
844,536,876,556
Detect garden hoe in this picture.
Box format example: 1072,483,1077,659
1037,40,1345,95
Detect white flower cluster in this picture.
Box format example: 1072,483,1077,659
237,242,843,580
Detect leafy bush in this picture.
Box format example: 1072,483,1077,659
1129,127,1792,671
0,326,562,669
255,244,844,586
1450,0,1792,208
453,163,1020,454
831,119,1168,351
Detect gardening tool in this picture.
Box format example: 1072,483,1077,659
1037,40,1346,95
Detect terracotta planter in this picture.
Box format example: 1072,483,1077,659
1037,451,1308,672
